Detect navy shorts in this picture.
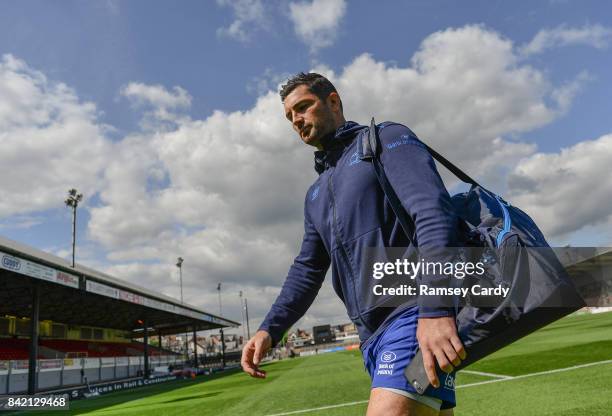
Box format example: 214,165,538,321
361,306,456,409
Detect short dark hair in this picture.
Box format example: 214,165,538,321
280,72,342,109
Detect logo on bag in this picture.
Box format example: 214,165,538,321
444,373,455,390
380,351,396,363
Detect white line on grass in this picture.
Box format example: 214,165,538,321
265,359,612,416
266,400,369,416
460,370,512,379
457,359,612,388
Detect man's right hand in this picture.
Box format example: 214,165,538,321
241,330,272,378
416,316,466,388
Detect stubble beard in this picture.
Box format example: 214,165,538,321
304,111,336,148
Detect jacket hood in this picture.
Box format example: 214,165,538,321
314,121,366,174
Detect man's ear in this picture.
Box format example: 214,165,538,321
327,92,342,113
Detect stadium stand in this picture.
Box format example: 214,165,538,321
0,235,239,395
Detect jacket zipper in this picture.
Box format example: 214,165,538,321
327,171,365,325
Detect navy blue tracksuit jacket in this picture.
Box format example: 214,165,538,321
259,121,460,345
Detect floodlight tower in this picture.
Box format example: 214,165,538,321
217,283,225,368
175,257,188,357
244,297,251,339
217,282,222,316
239,291,246,341
239,291,251,340
176,257,184,304
64,188,83,268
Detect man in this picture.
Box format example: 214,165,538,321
241,73,465,415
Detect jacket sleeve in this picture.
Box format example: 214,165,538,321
378,123,459,318
258,206,331,346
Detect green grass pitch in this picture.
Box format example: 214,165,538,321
34,311,612,415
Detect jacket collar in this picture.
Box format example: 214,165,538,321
314,121,366,174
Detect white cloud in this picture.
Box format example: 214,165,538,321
0,54,111,217
520,24,612,56
289,0,346,52
121,82,191,110
247,68,292,96
550,70,591,114
507,134,612,240
120,83,192,129
89,89,309,287
216,0,266,42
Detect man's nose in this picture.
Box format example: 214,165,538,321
293,114,304,130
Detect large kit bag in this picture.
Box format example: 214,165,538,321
360,118,585,394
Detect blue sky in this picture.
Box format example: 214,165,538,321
1,0,611,329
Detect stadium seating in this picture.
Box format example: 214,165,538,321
0,338,36,360
40,340,170,357
0,338,177,360
125,342,164,356
0,349,29,360
40,340,89,357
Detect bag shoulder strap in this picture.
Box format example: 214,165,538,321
360,117,481,245
363,118,481,187
360,119,417,246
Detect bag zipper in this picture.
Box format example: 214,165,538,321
495,195,512,247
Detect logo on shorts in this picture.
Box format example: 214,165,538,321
380,351,396,363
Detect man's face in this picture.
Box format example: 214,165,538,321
283,84,338,148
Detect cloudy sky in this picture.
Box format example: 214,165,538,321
1,0,611,335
